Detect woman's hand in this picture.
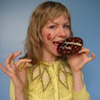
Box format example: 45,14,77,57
0,51,31,92
67,47,95,74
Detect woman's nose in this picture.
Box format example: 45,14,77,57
58,27,66,37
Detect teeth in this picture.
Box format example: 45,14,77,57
59,41,63,43
53,40,64,46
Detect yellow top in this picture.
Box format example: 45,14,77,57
10,59,90,100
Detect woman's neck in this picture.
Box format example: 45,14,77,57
41,53,58,63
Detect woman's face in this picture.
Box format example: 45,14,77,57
41,15,71,60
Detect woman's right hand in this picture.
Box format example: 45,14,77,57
0,51,31,92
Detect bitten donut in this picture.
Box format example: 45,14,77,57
57,37,83,55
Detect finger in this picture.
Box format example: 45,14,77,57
16,59,32,67
88,52,95,61
22,65,27,70
5,53,14,71
11,58,16,69
21,65,27,72
11,51,22,69
0,63,11,75
13,50,22,58
78,48,90,55
81,44,84,49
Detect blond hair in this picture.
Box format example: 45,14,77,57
23,1,73,65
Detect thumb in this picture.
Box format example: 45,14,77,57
22,65,27,72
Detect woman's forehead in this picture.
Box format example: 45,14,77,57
46,15,69,24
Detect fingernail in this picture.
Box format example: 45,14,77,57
23,65,27,70
0,63,1,67
10,52,13,55
18,50,22,53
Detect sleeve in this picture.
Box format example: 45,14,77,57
72,84,91,100
72,74,91,100
9,79,15,100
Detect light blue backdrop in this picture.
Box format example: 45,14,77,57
0,0,100,100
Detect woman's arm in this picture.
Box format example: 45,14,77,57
0,51,31,100
72,71,84,92
72,71,91,100
15,90,25,100
67,47,95,100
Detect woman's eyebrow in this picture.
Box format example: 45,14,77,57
63,22,70,24
47,21,70,25
53,22,70,25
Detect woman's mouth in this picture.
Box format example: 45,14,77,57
53,42,59,46
53,40,64,47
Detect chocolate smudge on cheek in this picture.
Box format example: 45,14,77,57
47,34,52,40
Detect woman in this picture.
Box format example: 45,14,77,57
0,1,95,100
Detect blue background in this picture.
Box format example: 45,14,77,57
0,0,100,100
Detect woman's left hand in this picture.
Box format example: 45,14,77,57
67,47,95,73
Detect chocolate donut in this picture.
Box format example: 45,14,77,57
57,37,83,55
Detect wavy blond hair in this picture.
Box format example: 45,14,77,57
23,1,73,65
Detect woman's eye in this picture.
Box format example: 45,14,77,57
49,25,56,29
64,25,70,29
